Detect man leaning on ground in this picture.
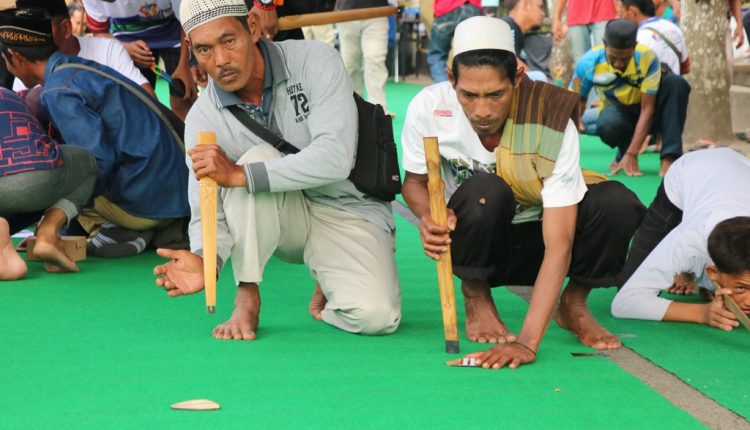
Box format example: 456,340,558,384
402,16,645,369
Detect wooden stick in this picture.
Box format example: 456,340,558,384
278,6,397,31
198,131,218,314
423,137,460,354
724,295,750,333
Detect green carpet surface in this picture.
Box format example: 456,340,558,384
0,81,742,429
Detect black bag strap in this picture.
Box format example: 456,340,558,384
53,62,185,153
642,26,681,62
227,105,299,155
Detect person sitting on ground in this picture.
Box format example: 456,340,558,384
401,16,645,369
571,19,690,177
0,87,97,277
0,7,190,258
13,0,155,98
153,0,401,341
613,148,750,329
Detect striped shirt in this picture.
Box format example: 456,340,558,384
572,43,661,109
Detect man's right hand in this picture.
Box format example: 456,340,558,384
154,248,205,297
703,288,739,331
188,145,247,187
124,40,155,68
418,210,457,260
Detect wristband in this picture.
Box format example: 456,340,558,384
513,341,536,356
625,151,638,158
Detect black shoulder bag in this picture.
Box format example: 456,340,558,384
228,93,402,201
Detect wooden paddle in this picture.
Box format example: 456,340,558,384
278,6,397,31
198,131,218,314
423,137,460,354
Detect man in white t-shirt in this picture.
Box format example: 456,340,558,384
613,148,750,328
617,0,690,75
14,0,154,97
402,17,645,369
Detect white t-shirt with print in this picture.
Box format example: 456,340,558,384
402,81,587,224
613,148,750,321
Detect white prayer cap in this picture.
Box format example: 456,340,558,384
453,16,516,57
180,0,248,35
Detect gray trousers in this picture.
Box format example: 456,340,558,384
224,145,401,335
0,146,97,225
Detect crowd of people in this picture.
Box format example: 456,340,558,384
0,0,748,370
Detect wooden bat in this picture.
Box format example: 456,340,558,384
423,137,460,354
278,6,397,31
198,131,218,314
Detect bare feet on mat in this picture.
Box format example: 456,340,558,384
462,281,516,344
556,281,620,350
0,218,27,280
33,236,78,273
212,283,261,341
308,283,327,321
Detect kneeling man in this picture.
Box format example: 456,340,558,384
154,0,401,340
402,16,645,368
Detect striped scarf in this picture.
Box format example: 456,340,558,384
497,75,605,207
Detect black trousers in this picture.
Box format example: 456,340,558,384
447,173,646,287
616,182,682,287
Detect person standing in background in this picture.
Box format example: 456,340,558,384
428,0,482,82
552,0,616,65
336,0,391,112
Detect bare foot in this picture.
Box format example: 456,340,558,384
0,218,27,280
212,283,260,341
308,283,327,321
33,236,78,273
463,281,516,344
556,282,621,350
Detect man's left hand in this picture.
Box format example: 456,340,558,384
188,145,247,187
611,153,643,177
465,343,536,370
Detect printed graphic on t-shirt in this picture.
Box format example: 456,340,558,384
446,155,495,185
287,82,310,123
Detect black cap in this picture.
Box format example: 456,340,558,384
0,7,53,48
603,19,638,49
16,0,68,18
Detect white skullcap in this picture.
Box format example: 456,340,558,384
453,16,516,57
180,0,248,35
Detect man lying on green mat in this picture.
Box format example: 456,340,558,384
153,0,401,340
401,16,645,369
613,148,750,328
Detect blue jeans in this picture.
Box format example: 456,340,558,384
428,4,482,82
568,21,608,66
597,74,691,161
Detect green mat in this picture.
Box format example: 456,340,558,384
0,80,731,429
0,216,703,429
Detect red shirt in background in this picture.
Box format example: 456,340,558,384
434,0,483,18
566,0,616,26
